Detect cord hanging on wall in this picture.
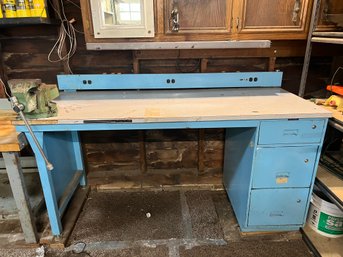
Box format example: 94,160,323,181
47,0,78,74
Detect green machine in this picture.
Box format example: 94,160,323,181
8,79,59,119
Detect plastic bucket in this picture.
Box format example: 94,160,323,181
307,191,343,238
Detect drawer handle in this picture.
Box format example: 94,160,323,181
297,199,302,203
312,125,317,129
283,129,299,136
304,159,309,163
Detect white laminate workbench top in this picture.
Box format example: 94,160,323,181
13,88,332,125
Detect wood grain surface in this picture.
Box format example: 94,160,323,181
0,110,22,152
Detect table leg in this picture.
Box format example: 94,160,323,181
2,152,38,244
25,132,62,235
71,131,87,186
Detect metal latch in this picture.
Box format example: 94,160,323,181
292,0,301,24
171,8,180,32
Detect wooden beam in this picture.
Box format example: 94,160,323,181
198,129,205,175
200,59,209,73
140,131,147,174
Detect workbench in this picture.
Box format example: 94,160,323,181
12,72,332,236
0,110,38,243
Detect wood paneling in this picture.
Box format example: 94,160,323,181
164,0,230,33
243,0,304,27
238,0,312,40
318,0,343,27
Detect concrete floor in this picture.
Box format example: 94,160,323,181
0,189,314,257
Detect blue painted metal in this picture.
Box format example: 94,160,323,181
24,132,62,235
252,146,318,188
15,100,329,235
13,69,330,235
248,188,309,226
15,120,260,132
302,119,329,224
71,131,86,186
57,72,283,90
223,127,259,228
223,118,329,231
43,132,80,201
258,119,325,145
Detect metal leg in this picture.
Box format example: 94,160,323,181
25,132,63,235
71,131,87,186
3,152,38,243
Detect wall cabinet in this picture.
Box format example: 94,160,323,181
164,0,231,34
80,0,314,46
237,0,311,39
316,0,343,30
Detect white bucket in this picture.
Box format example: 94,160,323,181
307,191,343,238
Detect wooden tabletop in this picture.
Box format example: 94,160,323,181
12,88,332,125
0,110,25,152
317,166,343,203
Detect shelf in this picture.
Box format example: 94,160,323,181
311,36,343,44
312,31,343,38
0,17,59,27
302,224,343,257
86,40,271,50
316,165,343,210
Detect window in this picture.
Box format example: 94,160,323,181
90,0,154,38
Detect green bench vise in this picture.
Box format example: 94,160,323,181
8,79,59,119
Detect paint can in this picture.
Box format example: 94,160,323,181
30,0,47,17
307,190,343,238
16,0,30,17
3,0,17,18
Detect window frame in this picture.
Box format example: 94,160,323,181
90,0,155,38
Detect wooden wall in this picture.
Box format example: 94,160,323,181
0,0,342,187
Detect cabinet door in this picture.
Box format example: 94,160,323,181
239,0,310,33
317,0,343,30
164,0,232,34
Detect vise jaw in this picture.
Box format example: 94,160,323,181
8,79,59,119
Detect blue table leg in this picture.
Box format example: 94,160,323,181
25,132,62,235
71,131,86,186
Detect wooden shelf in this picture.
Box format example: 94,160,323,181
0,17,59,27
312,31,343,38
316,166,343,211
302,225,343,257
311,37,343,44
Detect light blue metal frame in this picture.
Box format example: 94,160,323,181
57,72,283,91
16,118,328,235
14,72,329,236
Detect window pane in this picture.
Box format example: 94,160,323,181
131,12,141,21
120,12,131,21
130,3,141,12
119,3,130,12
101,0,144,25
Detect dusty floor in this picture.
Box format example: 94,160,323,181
0,190,313,257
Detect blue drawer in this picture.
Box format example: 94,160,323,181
248,188,309,226
258,120,325,145
252,146,318,188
